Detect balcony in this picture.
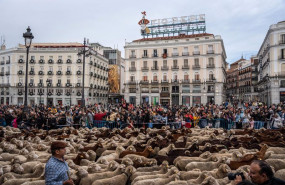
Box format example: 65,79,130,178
29,71,35,75
29,83,34,87
56,71,62,75
5,71,10,75
17,83,23,87
171,79,179,83
0,61,5,65
141,67,149,71
161,66,169,70
18,70,24,75
151,80,159,84
18,91,23,95
162,53,168,58
66,71,72,75
142,55,148,58
207,50,214,54
47,71,53,75
90,72,93,76
182,65,189,69
206,78,216,83
38,83,43,87
192,79,201,83
66,59,72,64
56,83,62,87
152,54,158,58
172,53,179,57
0,72,4,76
207,64,215,68
193,51,200,55
29,59,35,64
182,79,190,83
76,59,82,63
129,67,136,72
192,65,200,69
279,56,285,60
76,83,81,87
66,83,71,87
18,59,24,63
182,52,189,56
161,80,169,84
140,80,149,84
171,66,179,70
151,66,159,71
76,71,82,75
48,59,54,64
38,71,44,75
129,55,136,58
151,89,159,93
39,59,45,64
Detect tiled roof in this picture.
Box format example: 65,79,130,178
133,33,214,42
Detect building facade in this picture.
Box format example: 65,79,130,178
124,33,227,106
257,21,285,104
0,43,109,106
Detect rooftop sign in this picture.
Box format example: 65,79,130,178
138,12,206,37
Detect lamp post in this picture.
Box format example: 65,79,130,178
46,79,50,107
69,85,73,107
39,89,42,106
77,38,87,108
23,26,34,112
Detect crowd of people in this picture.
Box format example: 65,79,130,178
0,100,285,130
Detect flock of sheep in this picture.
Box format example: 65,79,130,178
0,126,285,185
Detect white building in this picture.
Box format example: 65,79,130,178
0,43,109,106
257,20,285,104
124,33,227,106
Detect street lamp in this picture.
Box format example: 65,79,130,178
46,79,50,106
69,85,73,106
23,26,34,112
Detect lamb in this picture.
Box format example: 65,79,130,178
175,155,218,171
132,174,179,185
79,164,126,185
132,167,179,185
91,166,135,185
265,159,285,171
275,169,285,181
185,157,227,171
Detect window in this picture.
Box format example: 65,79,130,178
20,55,24,59
131,61,135,68
143,50,147,57
173,48,178,54
163,49,167,54
208,45,213,51
208,58,214,65
39,79,43,83
19,66,23,71
184,59,188,66
31,56,35,60
153,73,158,81
153,61,158,68
182,85,190,93
49,66,53,71
163,60,167,67
49,56,53,59
153,49,157,57
130,75,135,82
183,47,188,52
143,61,147,67
30,67,34,71
40,56,44,60
172,86,179,93
209,71,214,80
184,73,189,80
281,49,285,59
40,66,44,71
58,79,62,83
77,78,81,83
67,79,71,84
173,60,178,67
58,66,62,71
195,73,200,80
30,78,34,83
173,73,178,81
208,85,214,92
194,58,199,66
143,74,148,81
162,87,169,92
19,78,23,83
193,85,201,93
281,34,285,43
58,56,62,59
163,74,167,81
194,46,199,51
131,50,135,56
67,66,71,71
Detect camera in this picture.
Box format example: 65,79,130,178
228,172,245,180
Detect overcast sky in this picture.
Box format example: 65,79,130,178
0,0,284,63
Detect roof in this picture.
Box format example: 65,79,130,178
132,33,214,42
19,42,84,48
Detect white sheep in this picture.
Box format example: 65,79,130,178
185,157,227,171
265,159,285,171
275,169,285,181
132,173,179,185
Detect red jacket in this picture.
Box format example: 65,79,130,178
94,112,107,121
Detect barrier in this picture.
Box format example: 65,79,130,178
93,121,122,129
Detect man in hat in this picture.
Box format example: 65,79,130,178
45,141,73,185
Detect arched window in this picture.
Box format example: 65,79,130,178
163,73,167,82
194,72,200,81
173,72,178,82
153,73,158,82
184,72,189,80
142,73,148,81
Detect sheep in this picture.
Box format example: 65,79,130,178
21,161,42,174
265,159,285,171
186,171,209,184
157,144,175,156
173,151,212,165
136,161,169,172
132,173,179,185
267,147,285,154
123,154,157,166
175,155,218,171
275,169,285,181
97,146,124,164
21,180,45,185
79,164,126,185
0,153,18,161
91,166,135,185
201,176,220,185
132,167,179,185
185,157,227,171
87,163,102,173
180,169,202,180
